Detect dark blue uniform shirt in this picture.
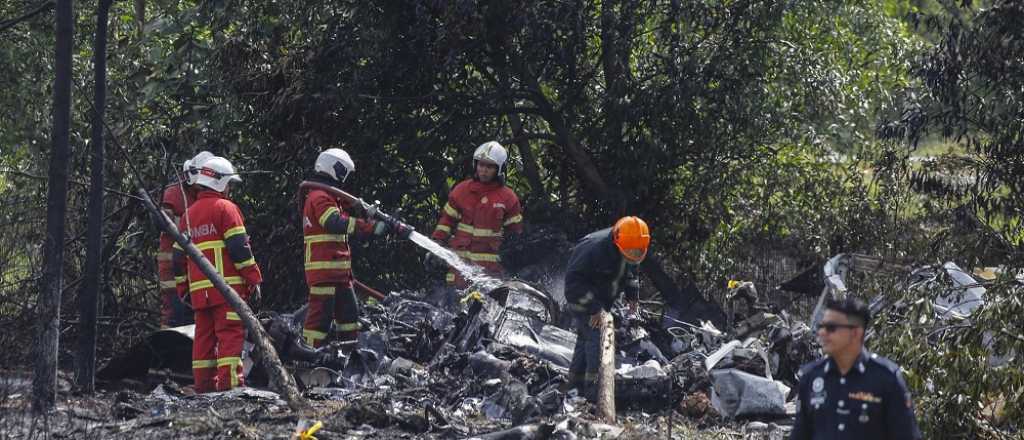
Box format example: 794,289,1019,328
791,349,922,440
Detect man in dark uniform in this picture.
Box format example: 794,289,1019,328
563,216,650,401
791,297,922,440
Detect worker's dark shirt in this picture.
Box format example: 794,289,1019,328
563,228,639,315
791,349,922,440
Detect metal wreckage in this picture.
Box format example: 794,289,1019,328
90,244,1017,439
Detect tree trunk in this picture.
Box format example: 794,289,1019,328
76,0,112,394
33,0,73,414
76,0,113,394
135,188,310,412
595,311,616,423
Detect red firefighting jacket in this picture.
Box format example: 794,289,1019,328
157,181,195,292
431,179,523,275
302,188,375,287
173,190,262,309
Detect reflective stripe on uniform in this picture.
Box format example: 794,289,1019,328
223,226,246,239
319,206,341,228
504,214,523,226
452,249,498,262
467,252,500,262
217,356,242,367
304,260,352,271
196,240,226,251
303,329,327,345
305,234,347,244
434,224,451,234
189,276,244,292
309,285,335,296
346,216,357,234
175,275,187,283
192,359,217,369
443,203,461,219
217,356,243,388
334,321,360,332
235,257,257,269
456,223,502,238
446,273,456,282
156,252,173,262
159,280,177,289
226,312,240,321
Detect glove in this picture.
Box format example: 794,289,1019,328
390,221,414,240
249,284,262,304
364,201,379,220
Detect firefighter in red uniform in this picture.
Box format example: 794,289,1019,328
172,156,262,393
156,151,213,328
429,141,524,292
301,148,412,349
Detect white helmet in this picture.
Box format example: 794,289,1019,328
183,151,215,185
473,141,508,177
314,148,355,183
194,156,241,192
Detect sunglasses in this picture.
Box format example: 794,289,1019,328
817,322,860,333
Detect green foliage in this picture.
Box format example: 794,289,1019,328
872,274,1024,437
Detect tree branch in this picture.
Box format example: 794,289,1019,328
0,0,54,33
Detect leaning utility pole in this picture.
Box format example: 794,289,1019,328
33,0,74,414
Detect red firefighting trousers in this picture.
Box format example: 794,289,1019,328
192,303,245,393
302,284,359,348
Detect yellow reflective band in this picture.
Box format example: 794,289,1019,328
192,359,217,369
456,223,502,238
309,286,336,296
175,276,187,283
446,273,456,282
319,206,341,228
504,214,523,226
435,224,451,234
468,252,500,262
305,234,347,243
346,217,357,234
189,276,244,292
443,203,461,219
226,312,240,321
160,280,177,289
223,226,247,239
157,252,173,262
217,356,242,367
195,240,226,251
303,329,327,345
334,321,360,331
235,258,257,269
304,260,352,271
173,242,182,251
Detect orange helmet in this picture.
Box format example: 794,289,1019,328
613,216,650,263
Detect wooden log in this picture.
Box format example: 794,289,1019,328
595,310,616,423
135,187,310,412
